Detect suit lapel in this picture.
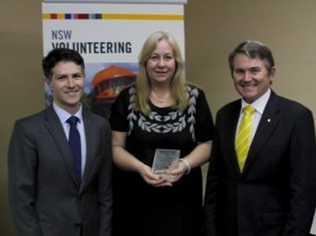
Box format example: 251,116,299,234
223,101,242,175
44,107,81,187
80,108,98,193
243,92,281,174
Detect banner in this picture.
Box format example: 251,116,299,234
42,0,186,117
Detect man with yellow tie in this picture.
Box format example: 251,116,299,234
204,40,316,236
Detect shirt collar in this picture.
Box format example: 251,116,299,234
53,102,83,124
241,88,271,115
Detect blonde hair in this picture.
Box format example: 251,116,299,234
136,31,188,115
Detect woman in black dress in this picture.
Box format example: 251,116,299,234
110,31,214,236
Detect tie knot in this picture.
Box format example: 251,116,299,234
244,105,255,115
67,116,79,126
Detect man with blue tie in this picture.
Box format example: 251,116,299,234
8,48,112,236
204,41,316,236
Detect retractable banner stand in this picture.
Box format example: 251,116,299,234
42,0,187,118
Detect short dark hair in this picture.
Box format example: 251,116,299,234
42,48,85,79
228,40,275,76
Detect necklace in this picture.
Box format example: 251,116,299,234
150,90,172,105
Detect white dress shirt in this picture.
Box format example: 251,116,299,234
53,102,87,177
235,89,271,145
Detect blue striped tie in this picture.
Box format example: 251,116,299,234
67,116,81,179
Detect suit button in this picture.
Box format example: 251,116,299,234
74,220,82,225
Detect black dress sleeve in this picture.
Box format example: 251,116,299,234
194,88,214,143
109,88,130,132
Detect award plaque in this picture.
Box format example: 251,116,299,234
152,149,180,174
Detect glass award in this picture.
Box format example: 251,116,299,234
152,149,180,174
310,209,316,235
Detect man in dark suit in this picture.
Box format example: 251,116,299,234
204,40,316,236
8,48,112,236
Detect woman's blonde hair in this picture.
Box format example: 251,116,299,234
136,31,188,115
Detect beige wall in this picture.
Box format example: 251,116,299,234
1,1,43,235
1,0,316,234
185,0,316,114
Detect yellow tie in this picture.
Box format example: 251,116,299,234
236,105,256,172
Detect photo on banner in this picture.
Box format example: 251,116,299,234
42,0,186,118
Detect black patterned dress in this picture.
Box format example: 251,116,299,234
110,85,214,236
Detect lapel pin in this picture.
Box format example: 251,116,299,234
267,118,271,123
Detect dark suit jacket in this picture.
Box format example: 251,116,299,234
8,106,112,236
204,91,316,236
